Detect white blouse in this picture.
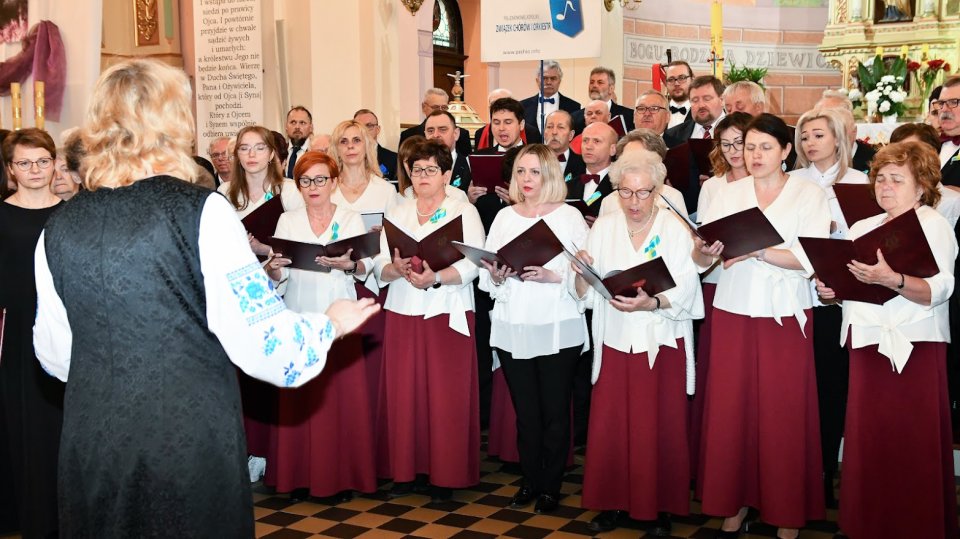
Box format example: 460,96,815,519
33,194,340,387
598,183,689,221
696,175,731,285
790,162,869,239
839,205,958,373
698,174,831,331
478,204,589,360
372,196,485,336
330,174,401,293
273,205,371,311
573,209,704,392
217,178,305,219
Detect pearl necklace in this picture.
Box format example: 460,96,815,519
416,195,447,217
627,207,656,237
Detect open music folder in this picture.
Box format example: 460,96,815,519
799,208,939,305
564,246,676,300
833,183,883,229
452,219,565,279
659,194,784,259
269,232,381,273
383,215,464,272
240,196,285,245
468,154,508,191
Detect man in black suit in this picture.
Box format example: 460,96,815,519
938,77,960,186
816,90,876,174
568,122,617,223
571,67,635,135
206,136,232,186
424,110,471,194
664,75,725,146
665,60,694,129
400,88,473,156
475,89,542,150
520,60,581,140
283,106,313,178
354,108,398,187
469,98,525,231
543,110,585,183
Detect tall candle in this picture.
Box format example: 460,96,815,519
11,82,21,131
900,45,909,58
875,46,883,57
34,81,44,130
710,0,724,77
921,44,930,60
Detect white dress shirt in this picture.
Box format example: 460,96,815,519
691,114,725,139
372,196,485,336
668,99,691,129
534,93,562,130
572,209,704,392
839,205,957,373
284,142,309,179
939,141,959,168
478,204,589,359
582,165,610,202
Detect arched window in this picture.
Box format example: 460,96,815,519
432,0,466,98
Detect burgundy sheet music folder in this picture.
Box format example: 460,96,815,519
240,195,284,245
833,183,883,228
565,248,677,300
453,219,564,278
468,154,507,191
697,207,785,259
269,232,381,272
383,215,464,272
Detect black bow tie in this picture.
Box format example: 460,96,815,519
540,96,555,104
580,174,600,185
670,106,687,115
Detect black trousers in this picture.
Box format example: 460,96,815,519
498,345,581,495
812,304,848,478
571,310,594,446
473,285,495,428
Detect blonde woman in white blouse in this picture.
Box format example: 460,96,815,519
479,144,589,514
792,107,869,508
816,142,958,539
572,151,704,535
373,140,485,503
692,114,830,539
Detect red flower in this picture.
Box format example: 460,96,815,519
907,60,922,72
927,59,946,71
945,63,952,73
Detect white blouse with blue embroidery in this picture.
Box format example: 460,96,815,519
33,193,340,388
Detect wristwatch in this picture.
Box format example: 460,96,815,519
432,272,442,289
344,261,358,275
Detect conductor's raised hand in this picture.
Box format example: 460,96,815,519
325,298,380,337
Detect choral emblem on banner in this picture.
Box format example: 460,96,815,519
550,0,583,38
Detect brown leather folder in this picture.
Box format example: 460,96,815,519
664,143,692,192
608,116,627,137
383,215,464,272
697,207,785,259
799,208,939,304
468,154,508,191
240,195,285,245
833,183,883,228
687,138,715,178
564,246,676,300
269,232,381,272
454,219,565,279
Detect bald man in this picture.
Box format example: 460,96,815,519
567,122,617,221
309,134,332,154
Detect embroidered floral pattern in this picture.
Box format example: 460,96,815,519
228,262,285,325
263,326,281,355
282,362,302,387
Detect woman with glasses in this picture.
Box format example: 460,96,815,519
328,119,400,479
573,151,703,535
478,145,588,514
693,114,830,539
373,139,485,503
262,151,377,505
0,128,63,537
688,111,751,486
397,135,467,202
792,107,869,507
219,124,304,482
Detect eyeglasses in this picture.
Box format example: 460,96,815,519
941,98,960,111
665,75,691,85
209,151,230,160
426,104,449,112
617,187,655,200
297,175,332,188
238,143,269,153
635,105,666,115
720,140,744,153
12,157,54,171
410,165,442,177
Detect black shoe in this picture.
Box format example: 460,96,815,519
290,487,310,502
534,493,559,514
430,486,452,503
509,486,537,509
647,512,671,537
412,473,431,494
314,490,353,505
587,510,626,532
388,481,414,499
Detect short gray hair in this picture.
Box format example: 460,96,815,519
723,81,765,105
616,128,668,160
538,60,563,78
635,89,668,107
816,89,853,112
424,88,448,101
609,150,667,189
207,135,231,154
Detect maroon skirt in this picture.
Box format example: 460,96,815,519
839,341,957,539
689,282,716,483
487,367,519,463
698,309,824,528
355,283,391,478
264,333,377,496
582,343,691,519
383,311,480,487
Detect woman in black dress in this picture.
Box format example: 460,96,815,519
0,128,62,538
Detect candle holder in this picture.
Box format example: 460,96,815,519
35,81,44,130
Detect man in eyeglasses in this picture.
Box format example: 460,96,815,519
207,136,233,186
354,108,397,187
938,76,960,186
665,60,694,129
633,90,673,142
400,88,473,157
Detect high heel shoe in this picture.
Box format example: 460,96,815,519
714,507,750,538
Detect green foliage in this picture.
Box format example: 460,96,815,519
725,63,769,89
857,54,907,92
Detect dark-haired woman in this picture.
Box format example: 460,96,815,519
693,114,830,539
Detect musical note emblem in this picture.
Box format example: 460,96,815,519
555,0,576,20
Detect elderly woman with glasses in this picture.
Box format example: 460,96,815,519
572,151,703,536
373,139,485,502
261,151,377,505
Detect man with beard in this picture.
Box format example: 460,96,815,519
664,75,725,145
543,110,584,183
572,67,634,135
665,61,694,129
283,106,312,178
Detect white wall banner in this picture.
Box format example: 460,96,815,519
481,0,601,62
193,0,264,153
